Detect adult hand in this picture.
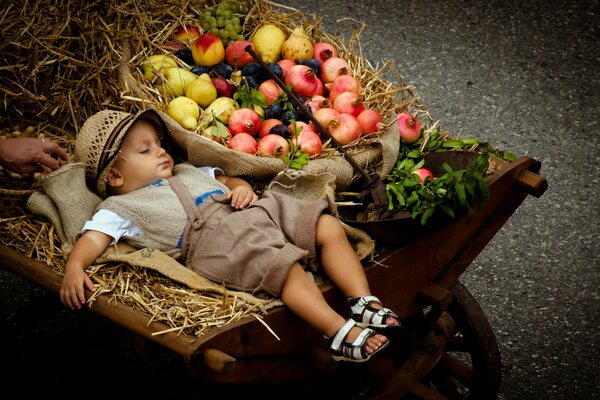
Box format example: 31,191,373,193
0,137,69,174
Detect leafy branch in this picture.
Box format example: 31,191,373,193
385,153,490,225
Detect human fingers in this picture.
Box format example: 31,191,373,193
43,140,69,161
36,152,61,170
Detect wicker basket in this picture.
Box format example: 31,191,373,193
0,187,33,218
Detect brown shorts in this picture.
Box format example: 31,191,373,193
182,190,335,298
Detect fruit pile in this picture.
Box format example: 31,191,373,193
139,1,396,164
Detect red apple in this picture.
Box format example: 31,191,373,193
211,77,234,98
225,40,256,69
174,25,201,44
192,33,225,67
413,167,434,183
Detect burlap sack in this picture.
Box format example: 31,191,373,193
26,162,102,255
268,169,375,260
100,242,281,311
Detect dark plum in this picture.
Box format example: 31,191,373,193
264,103,283,119
281,110,297,126
191,66,211,75
213,62,234,79
242,75,259,89
174,48,195,65
270,123,291,139
299,58,320,77
241,62,261,77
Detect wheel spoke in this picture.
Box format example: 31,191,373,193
430,370,469,400
444,334,470,352
441,353,474,385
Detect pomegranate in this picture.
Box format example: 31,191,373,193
228,132,257,154
305,95,330,113
332,91,365,117
228,108,261,136
288,121,312,137
320,57,351,84
211,77,234,98
396,112,421,144
225,40,256,68
328,113,362,145
328,75,361,103
310,108,339,132
257,134,290,159
313,78,325,96
277,59,296,79
413,167,434,183
258,79,284,106
357,109,383,136
295,129,323,158
259,118,284,138
285,65,322,97
312,42,338,65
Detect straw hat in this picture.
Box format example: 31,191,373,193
75,108,167,197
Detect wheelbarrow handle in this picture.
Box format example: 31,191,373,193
244,45,376,187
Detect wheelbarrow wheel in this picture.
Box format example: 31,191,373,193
424,280,502,399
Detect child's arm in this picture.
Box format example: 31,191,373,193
216,175,259,209
60,230,113,310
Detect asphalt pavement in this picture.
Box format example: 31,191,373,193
1,0,598,399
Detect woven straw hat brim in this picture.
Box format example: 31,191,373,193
75,108,167,197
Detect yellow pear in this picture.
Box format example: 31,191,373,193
157,67,198,97
200,97,240,126
252,24,286,62
281,27,314,62
185,75,217,108
140,54,178,81
167,96,200,130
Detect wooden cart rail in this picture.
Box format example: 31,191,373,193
0,155,547,397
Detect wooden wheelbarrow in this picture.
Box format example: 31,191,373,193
0,155,547,399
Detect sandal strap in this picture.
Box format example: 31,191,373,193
342,326,374,360
349,295,399,326
329,319,357,352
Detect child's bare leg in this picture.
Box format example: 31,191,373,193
280,263,387,355
315,214,399,325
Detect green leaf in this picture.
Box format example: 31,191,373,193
421,207,435,225
443,163,454,174
407,149,422,158
412,159,425,170
455,182,466,205
439,204,455,218
442,139,465,148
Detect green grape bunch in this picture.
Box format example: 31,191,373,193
200,1,246,47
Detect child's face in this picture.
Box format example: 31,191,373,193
107,119,174,195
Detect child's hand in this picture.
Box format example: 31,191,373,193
60,266,96,310
227,185,258,209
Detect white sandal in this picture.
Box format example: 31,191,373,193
327,319,390,363
349,295,400,331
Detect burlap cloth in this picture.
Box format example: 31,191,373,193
25,121,401,302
